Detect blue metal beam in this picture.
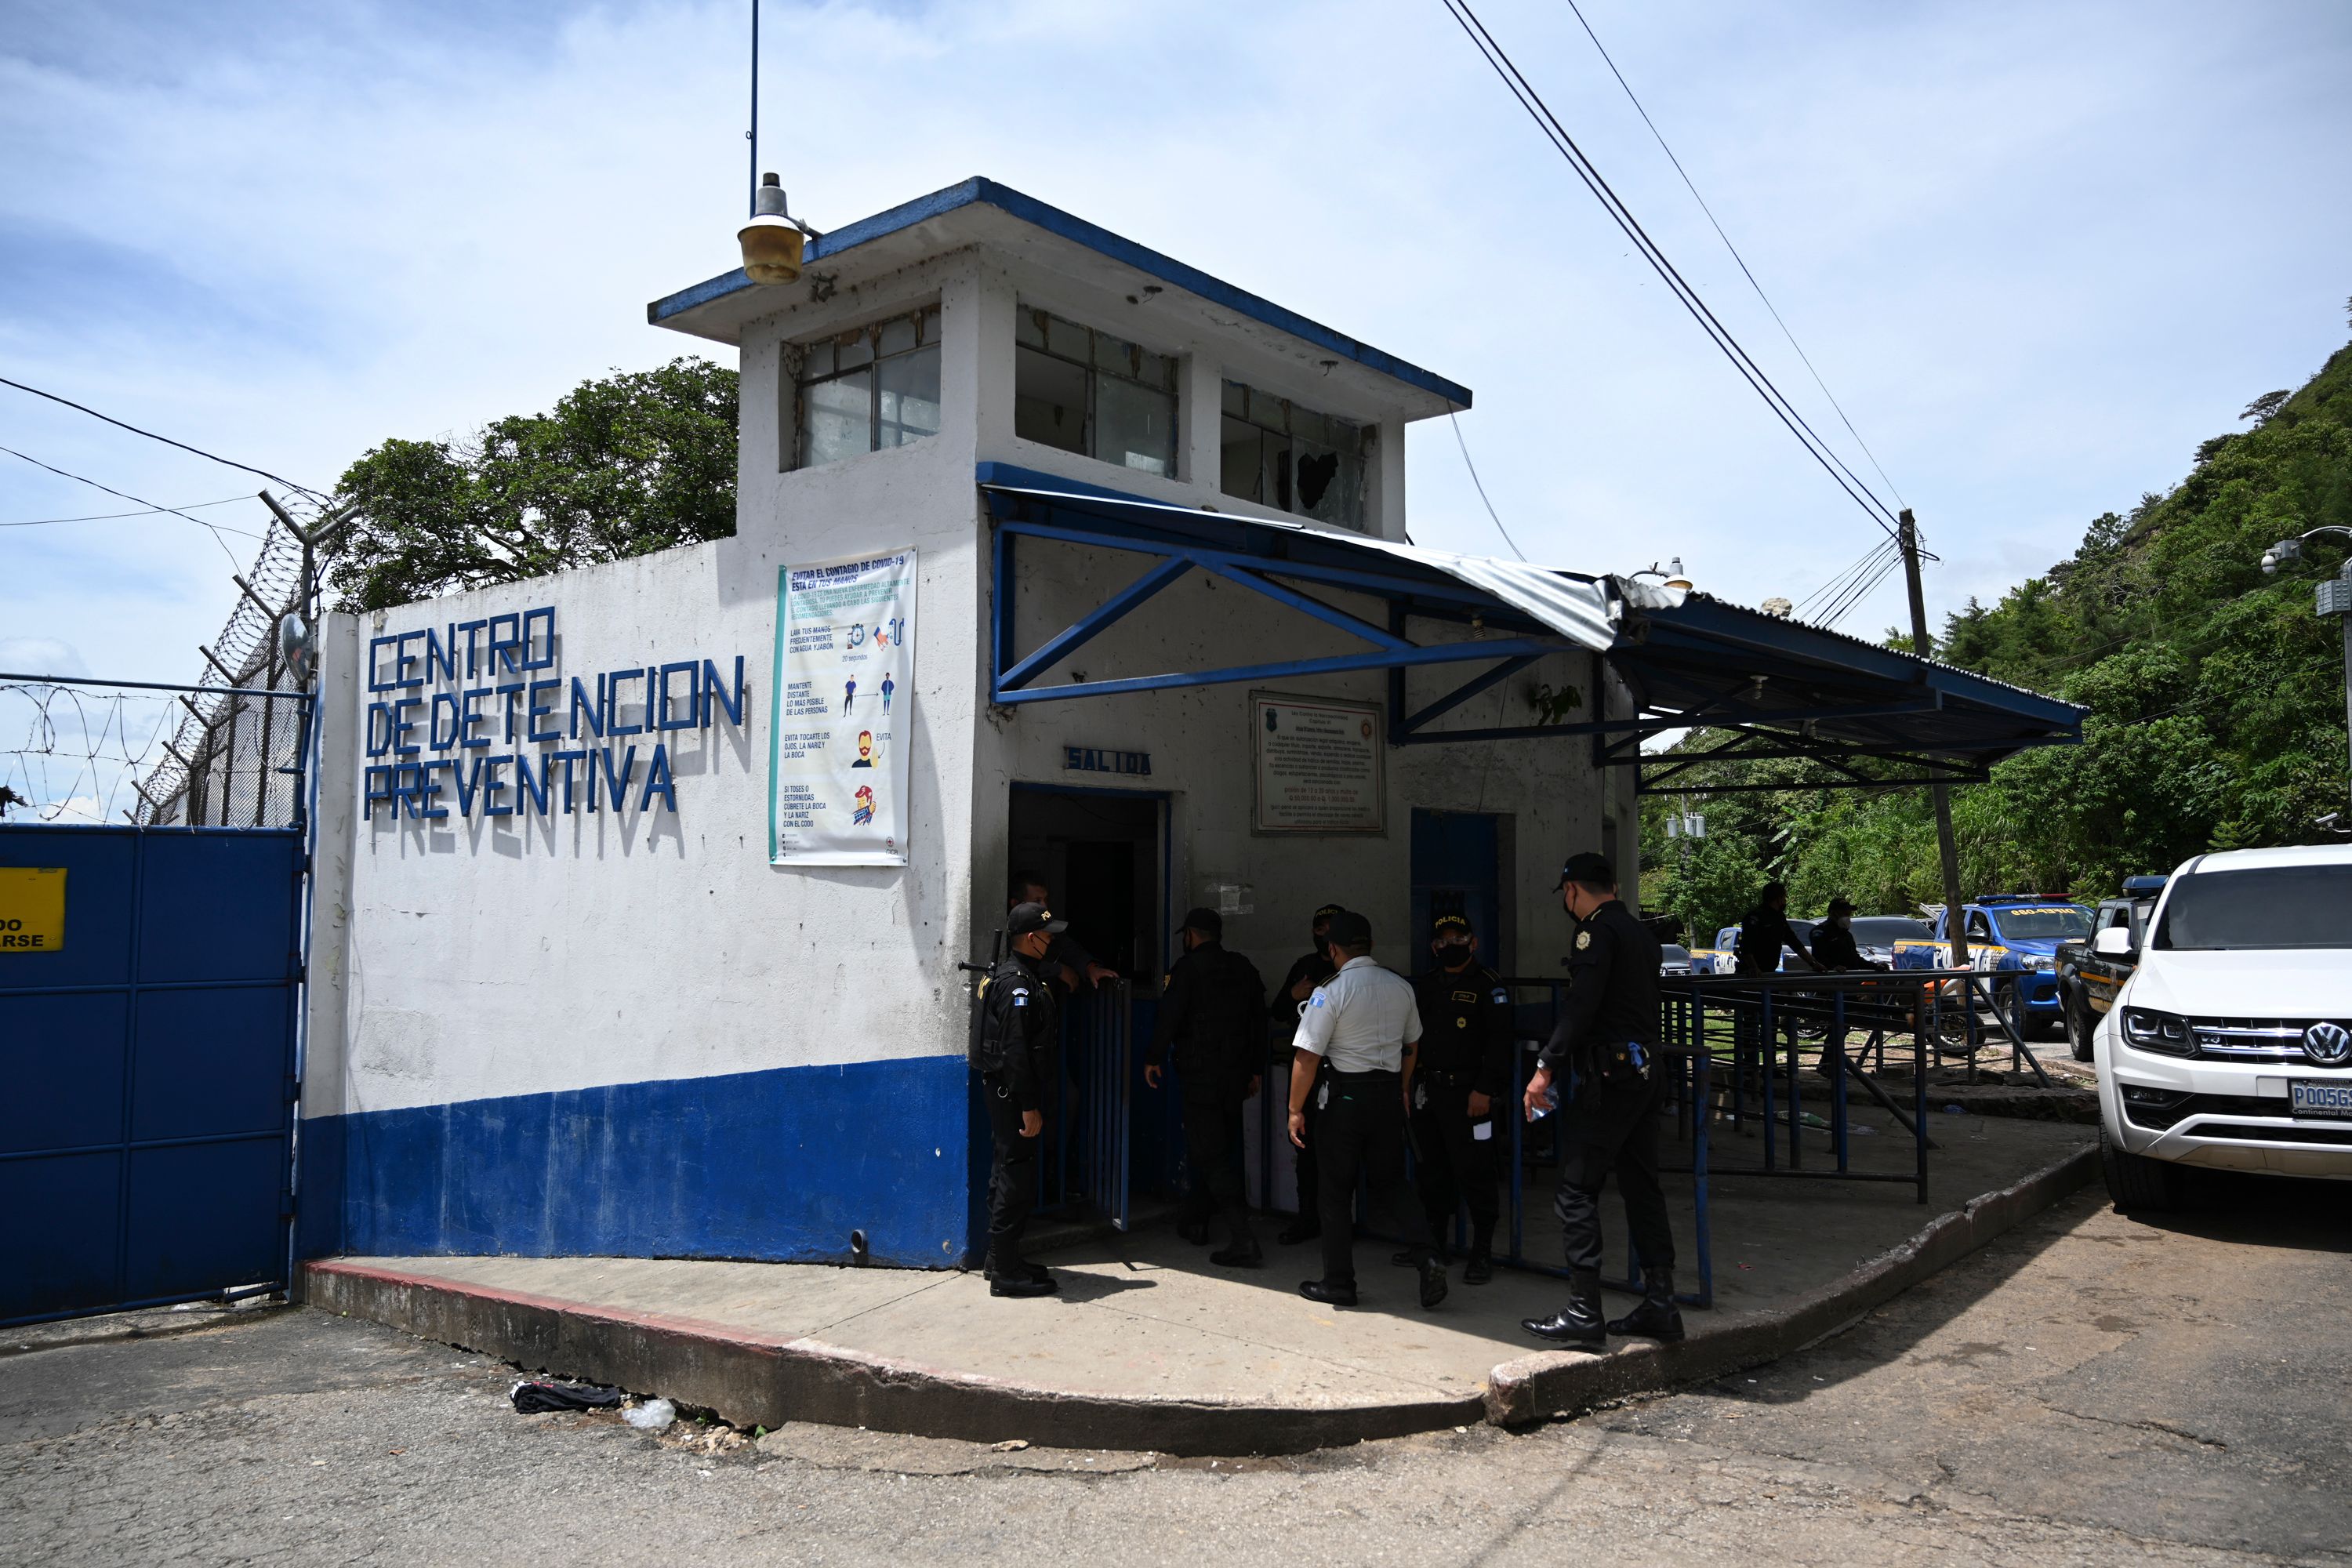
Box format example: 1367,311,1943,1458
1398,655,1541,735
1196,560,1415,652
999,554,1195,691
991,636,1571,706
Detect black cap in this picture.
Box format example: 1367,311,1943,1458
1180,906,1223,938
1827,896,1857,916
1432,913,1474,938
1006,901,1068,936
1325,909,1374,948
1557,851,1616,889
1312,903,1345,925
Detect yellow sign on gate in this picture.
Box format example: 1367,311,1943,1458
0,866,67,953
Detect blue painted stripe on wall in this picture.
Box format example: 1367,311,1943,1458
303,1055,974,1269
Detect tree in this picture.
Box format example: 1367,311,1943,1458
328,358,739,611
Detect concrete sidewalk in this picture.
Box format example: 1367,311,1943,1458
304,1108,2096,1455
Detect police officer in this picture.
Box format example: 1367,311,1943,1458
1405,915,1513,1285
1286,911,1447,1311
1271,903,1345,1243
1145,908,1267,1267
1736,880,1821,977
1520,853,1681,1348
973,901,1065,1299
1009,871,1120,993
1808,896,1882,971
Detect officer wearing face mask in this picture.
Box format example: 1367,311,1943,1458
1403,915,1513,1285
972,901,1068,1298
1807,897,1882,971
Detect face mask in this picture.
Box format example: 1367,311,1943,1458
1436,941,1472,964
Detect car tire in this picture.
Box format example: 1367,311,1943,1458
2100,1125,2184,1213
2064,992,2093,1062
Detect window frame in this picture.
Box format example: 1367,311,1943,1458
789,303,943,471
1218,378,1372,528
1012,304,1180,478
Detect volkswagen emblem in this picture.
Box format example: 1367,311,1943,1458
2304,1021,2352,1068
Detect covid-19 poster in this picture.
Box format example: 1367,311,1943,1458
768,549,916,866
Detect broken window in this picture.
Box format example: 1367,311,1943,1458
1219,381,1370,528
1014,306,1178,477
793,305,942,470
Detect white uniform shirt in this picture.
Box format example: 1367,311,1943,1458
1293,955,1423,1073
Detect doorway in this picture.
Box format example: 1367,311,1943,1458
1005,784,1171,1220
1409,809,1505,975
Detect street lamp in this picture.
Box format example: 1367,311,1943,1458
2260,524,2352,810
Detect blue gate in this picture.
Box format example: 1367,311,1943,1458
0,824,305,1327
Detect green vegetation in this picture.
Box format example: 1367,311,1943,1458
1644,325,2352,940
328,358,738,612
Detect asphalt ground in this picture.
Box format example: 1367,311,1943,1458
5,1171,2349,1566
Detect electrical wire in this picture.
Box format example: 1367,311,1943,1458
1446,405,1528,561
0,375,326,501
1437,0,1902,542
0,445,254,562
0,495,256,530
1558,0,1907,511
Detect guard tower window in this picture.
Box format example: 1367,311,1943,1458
1014,306,1178,477
1220,380,1369,528
793,305,942,470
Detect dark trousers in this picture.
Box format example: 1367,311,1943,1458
1554,1070,1675,1277
1410,1076,1499,1254
983,1078,1037,1269
1179,1094,1257,1252
1314,1069,1436,1286
1292,1061,1327,1220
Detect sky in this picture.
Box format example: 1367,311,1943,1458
4,0,2350,816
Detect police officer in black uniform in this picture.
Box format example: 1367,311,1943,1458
973,901,1065,1298
1145,908,1268,1267
1521,853,1682,1348
1404,915,1513,1284
1271,902,1345,1244
1807,896,1880,971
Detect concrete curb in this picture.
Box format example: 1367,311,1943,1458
302,1143,2097,1457
1482,1142,2100,1426
299,1261,1485,1456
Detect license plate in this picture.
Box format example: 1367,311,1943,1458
2290,1080,2352,1119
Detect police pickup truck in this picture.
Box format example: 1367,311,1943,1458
2054,876,2167,1062
1891,895,2096,1040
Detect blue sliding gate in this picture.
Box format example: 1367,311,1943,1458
1,824,305,1327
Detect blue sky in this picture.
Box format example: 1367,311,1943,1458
5,0,2350,815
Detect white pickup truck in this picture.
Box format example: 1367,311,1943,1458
2096,843,2352,1210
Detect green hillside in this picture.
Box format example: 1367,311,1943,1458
1643,323,2352,939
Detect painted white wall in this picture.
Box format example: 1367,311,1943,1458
306,230,1610,1128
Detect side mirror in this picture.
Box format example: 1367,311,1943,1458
2092,927,2135,958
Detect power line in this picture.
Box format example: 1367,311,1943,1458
1445,405,1528,561
1437,0,1902,542
0,375,326,501
0,445,252,564
0,495,258,531
1558,0,1908,511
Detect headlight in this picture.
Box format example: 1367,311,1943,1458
2031,956,2056,972
2121,1006,2192,1056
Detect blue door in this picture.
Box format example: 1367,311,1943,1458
0,825,303,1326
1409,810,1501,975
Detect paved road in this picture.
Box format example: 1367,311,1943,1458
5,1174,2349,1565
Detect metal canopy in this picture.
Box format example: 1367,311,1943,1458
975,463,2082,792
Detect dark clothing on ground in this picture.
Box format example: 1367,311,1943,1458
1410,963,1514,1251
1150,941,1266,1252
1808,921,1881,971
1275,949,1338,1221
1313,1069,1436,1287
1537,898,1674,1279
1734,905,1812,976
975,953,1059,1269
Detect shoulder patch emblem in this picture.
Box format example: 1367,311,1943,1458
1491,988,1509,1004
1011,990,1029,1007
1311,993,1327,1007
1576,930,1592,950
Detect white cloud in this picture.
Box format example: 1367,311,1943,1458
2,0,2347,683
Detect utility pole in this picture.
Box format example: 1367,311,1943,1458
1900,509,1971,974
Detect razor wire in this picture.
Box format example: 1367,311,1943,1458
0,681,180,824
125,489,347,828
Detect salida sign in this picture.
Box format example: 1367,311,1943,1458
361,604,745,821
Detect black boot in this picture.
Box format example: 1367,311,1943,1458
1521,1269,1606,1348
1463,1225,1496,1286
1417,1253,1450,1311
1276,1218,1321,1245
985,1251,1054,1298
1606,1268,1684,1341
